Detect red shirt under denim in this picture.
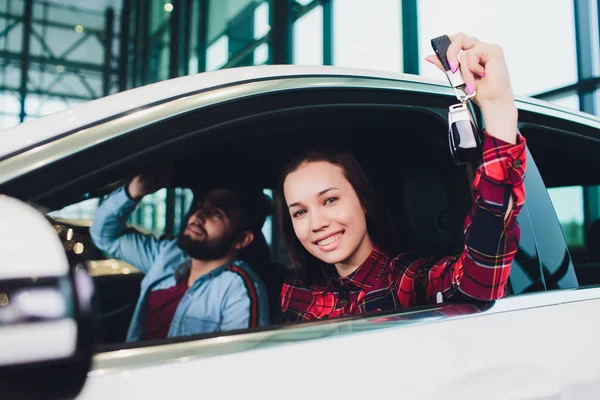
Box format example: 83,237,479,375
145,273,189,340
281,131,527,321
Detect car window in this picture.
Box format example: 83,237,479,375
547,184,600,287
547,185,585,248
48,188,194,238
2,84,556,350
521,120,600,289
47,187,275,275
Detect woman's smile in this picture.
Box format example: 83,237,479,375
314,231,344,250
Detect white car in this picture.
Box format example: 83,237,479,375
1,65,600,399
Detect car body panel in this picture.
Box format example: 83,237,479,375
80,288,600,399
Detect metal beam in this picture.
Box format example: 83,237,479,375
574,0,598,114
532,77,600,101
197,0,209,72
0,55,112,77
169,0,190,78
402,0,419,74
294,0,322,21
270,0,293,64
140,0,150,85
0,50,114,73
323,0,333,65
0,12,106,35
222,36,269,69
0,18,20,39
58,31,92,60
119,0,131,91
18,0,32,122
0,86,94,102
103,7,115,96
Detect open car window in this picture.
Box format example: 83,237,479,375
0,83,556,351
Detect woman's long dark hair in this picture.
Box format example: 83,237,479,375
276,146,399,285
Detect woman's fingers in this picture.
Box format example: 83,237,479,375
458,51,476,95
459,50,487,95
465,50,486,78
446,33,477,72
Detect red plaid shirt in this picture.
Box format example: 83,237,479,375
281,131,527,321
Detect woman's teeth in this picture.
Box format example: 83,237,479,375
317,232,343,246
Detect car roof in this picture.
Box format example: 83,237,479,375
0,65,446,159
1,64,599,160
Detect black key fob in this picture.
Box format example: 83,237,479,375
431,34,483,165
448,102,483,165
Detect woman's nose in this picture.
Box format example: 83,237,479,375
310,209,330,232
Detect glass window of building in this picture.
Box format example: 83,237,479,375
293,4,323,65
547,186,585,248
333,0,402,72
206,0,270,70
550,94,580,112
417,0,578,96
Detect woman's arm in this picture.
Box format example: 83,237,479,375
398,34,527,304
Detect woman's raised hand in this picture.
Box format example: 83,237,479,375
425,33,518,144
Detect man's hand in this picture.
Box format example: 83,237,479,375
127,168,173,201
425,33,518,145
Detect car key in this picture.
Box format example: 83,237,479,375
430,34,482,165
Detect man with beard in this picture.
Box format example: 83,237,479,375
90,170,270,342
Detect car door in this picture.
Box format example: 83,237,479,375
79,100,600,400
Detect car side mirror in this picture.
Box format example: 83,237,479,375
0,195,94,400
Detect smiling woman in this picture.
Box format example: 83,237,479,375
277,33,527,322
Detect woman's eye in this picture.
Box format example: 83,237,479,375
214,209,224,219
292,209,306,218
324,197,338,205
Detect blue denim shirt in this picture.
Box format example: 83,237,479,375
90,186,270,342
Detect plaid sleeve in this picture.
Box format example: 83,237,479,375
397,131,527,305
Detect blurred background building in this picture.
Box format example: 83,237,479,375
1,0,599,242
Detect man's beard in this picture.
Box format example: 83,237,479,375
177,229,238,261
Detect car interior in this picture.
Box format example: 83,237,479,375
4,95,589,349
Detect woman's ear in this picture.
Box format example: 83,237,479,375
235,231,255,250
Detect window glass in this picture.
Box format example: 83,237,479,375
0,94,21,130
48,198,100,221
417,0,577,96
253,2,270,65
0,93,21,114
293,4,323,65
547,186,584,247
49,188,195,239
550,95,580,112
207,35,229,71
0,115,20,130
524,150,579,290
208,0,256,44
254,42,269,65
254,1,270,39
333,0,401,72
